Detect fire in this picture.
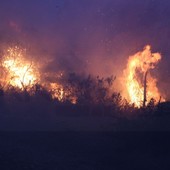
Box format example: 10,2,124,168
49,83,64,101
0,46,77,103
48,83,77,104
2,45,164,107
124,45,165,107
1,46,39,89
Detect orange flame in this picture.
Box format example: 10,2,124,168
1,46,39,89
48,82,77,104
49,83,64,101
124,45,165,107
0,46,77,104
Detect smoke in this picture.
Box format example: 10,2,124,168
0,0,170,98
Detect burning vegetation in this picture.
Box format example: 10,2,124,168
0,46,68,102
124,45,165,108
0,46,120,106
0,45,167,116
1,46,39,90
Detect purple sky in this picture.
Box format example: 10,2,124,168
0,0,170,97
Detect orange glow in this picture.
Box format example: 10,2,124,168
49,83,64,101
0,46,77,104
124,45,165,107
48,82,77,104
1,46,39,90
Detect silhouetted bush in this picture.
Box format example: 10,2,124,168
0,73,166,117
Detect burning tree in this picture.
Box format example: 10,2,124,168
0,46,40,90
0,46,69,102
124,45,165,108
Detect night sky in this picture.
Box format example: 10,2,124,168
0,0,170,98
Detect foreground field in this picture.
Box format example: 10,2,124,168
0,132,170,169
1,112,170,131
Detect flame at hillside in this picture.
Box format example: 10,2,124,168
0,45,166,108
124,45,165,107
0,46,76,103
1,46,39,89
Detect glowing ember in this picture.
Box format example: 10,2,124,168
1,46,39,89
49,83,64,101
124,45,165,107
48,83,77,104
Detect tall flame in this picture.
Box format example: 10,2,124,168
124,45,164,107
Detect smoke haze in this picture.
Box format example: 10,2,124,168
0,0,170,98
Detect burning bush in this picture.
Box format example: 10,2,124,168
1,46,40,90
0,45,167,117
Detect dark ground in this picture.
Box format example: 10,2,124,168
0,132,170,170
